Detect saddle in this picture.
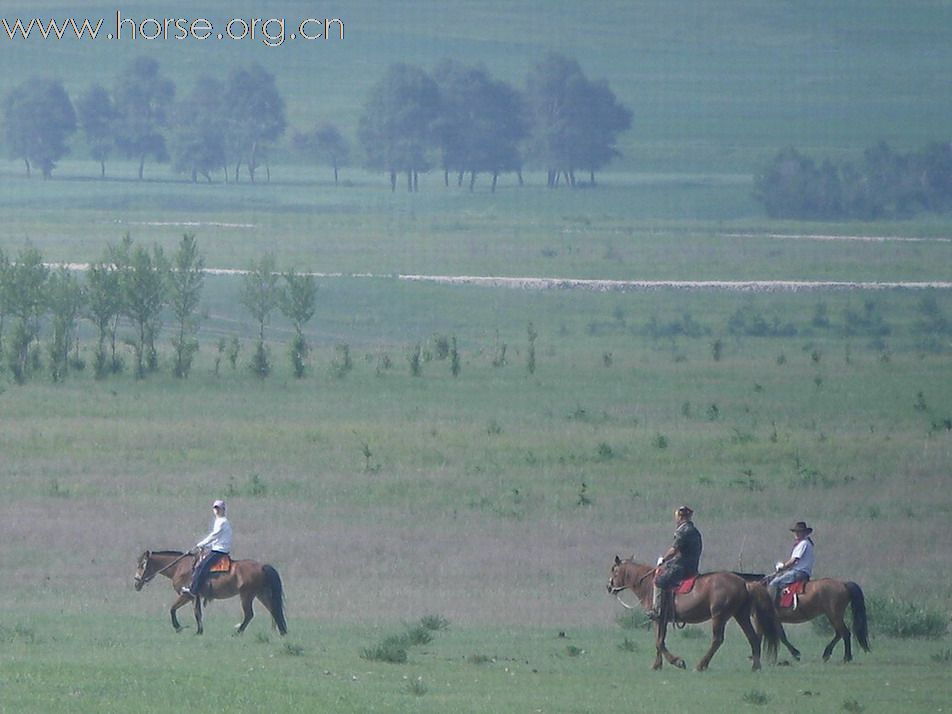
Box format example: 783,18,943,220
669,574,698,595
778,578,807,609
209,554,232,574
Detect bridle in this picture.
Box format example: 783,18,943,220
135,551,192,587
608,561,657,610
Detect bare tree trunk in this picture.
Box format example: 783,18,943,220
100,160,106,178
23,158,31,177
138,155,146,180
469,171,476,191
390,170,397,192
333,160,339,185
491,172,498,193
517,170,524,186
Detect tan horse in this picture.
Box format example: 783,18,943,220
741,574,870,662
134,550,288,636
608,556,779,671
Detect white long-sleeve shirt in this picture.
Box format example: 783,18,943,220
196,515,232,553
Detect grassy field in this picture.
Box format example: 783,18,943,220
1,2,951,712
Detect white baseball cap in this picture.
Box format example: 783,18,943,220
212,499,226,510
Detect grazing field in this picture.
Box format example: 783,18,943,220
2,1,952,711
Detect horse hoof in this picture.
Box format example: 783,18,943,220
675,659,687,670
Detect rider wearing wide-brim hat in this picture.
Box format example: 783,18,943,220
766,521,815,602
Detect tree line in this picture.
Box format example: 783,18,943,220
0,236,318,384
754,141,952,220
2,52,631,191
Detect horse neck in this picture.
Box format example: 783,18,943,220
625,561,655,599
150,551,189,579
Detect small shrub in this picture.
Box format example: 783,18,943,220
450,336,460,377
565,645,585,657
842,699,864,713
420,614,449,631
653,434,668,449
616,611,651,630
618,637,638,652
741,689,769,705
577,482,592,506
407,677,427,696
404,624,433,647
711,338,723,361
331,344,353,378
361,637,408,663
248,473,267,496
487,420,503,436
602,351,613,367
597,442,614,460
283,642,305,656
468,654,493,665
432,334,450,360
408,343,422,377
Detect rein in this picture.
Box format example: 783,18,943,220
137,551,192,585
610,563,658,609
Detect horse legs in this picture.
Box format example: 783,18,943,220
653,620,686,670
695,615,727,671
777,623,801,660
733,610,763,671
823,613,852,662
170,594,191,632
234,592,255,635
193,597,204,635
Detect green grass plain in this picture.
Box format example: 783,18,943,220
1,2,951,712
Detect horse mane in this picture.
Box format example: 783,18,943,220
150,549,186,556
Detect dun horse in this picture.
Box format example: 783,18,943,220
608,556,779,671
740,574,870,661
134,550,288,636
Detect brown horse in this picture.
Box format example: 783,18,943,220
608,556,779,671
739,574,869,662
134,550,288,636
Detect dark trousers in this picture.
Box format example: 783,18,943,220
654,563,691,590
190,550,226,595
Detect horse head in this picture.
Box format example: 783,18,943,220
607,555,633,594
134,550,152,591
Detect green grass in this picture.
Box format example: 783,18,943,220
0,614,949,713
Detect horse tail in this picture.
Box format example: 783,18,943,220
263,564,288,636
747,582,780,662
846,581,870,652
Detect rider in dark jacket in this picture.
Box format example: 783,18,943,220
648,505,702,619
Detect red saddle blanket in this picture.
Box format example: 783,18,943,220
670,575,698,595
779,579,807,608
210,555,232,573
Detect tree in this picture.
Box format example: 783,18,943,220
239,254,280,377
2,77,76,178
113,57,175,180
86,248,124,378
223,64,286,183
168,234,205,378
0,248,10,357
76,84,117,178
358,63,440,192
46,267,85,382
280,269,317,378
5,245,48,382
292,122,350,185
525,53,631,187
119,237,168,378
170,76,227,183
433,60,526,192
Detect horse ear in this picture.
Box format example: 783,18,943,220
614,555,622,565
